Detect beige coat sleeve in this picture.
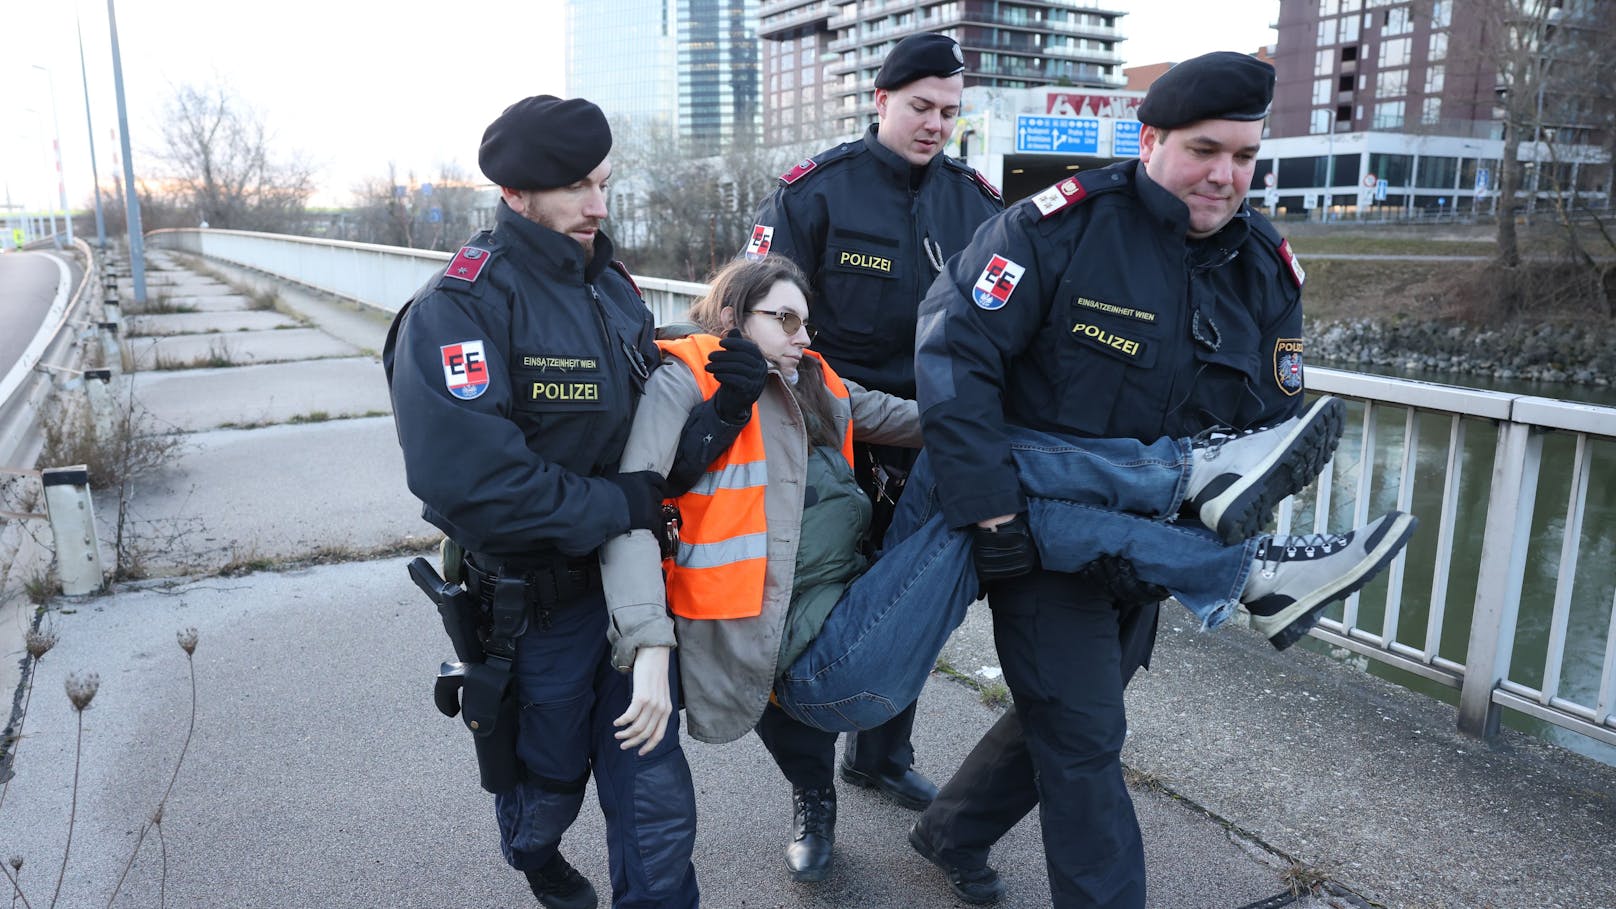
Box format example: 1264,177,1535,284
599,357,705,672
843,378,923,448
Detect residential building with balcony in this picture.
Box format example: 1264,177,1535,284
758,0,1128,146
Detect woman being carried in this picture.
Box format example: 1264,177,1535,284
600,256,1414,750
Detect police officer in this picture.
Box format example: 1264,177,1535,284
908,53,1306,907
741,31,1002,882
384,96,754,909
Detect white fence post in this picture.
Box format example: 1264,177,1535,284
42,465,104,596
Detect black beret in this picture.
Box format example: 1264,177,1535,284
1137,52,1275,130
874,33,965,90
478,95,612,190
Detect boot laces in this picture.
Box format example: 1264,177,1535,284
1191,423,1263,460
795,788,833,835
1258,531,1350,577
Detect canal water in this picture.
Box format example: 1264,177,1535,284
1302,361,1616,766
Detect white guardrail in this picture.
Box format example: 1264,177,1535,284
0,238,99,467
145,229,1616,753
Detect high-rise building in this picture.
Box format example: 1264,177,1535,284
566,0,762,148
758,0,1129,146
1259,0,1610,217
1269,0,1495,138
1270,0,1611,146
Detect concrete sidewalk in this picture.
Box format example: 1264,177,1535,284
2,250,1612,909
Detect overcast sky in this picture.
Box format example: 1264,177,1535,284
0,0,1277,211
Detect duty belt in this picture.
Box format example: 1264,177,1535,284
464,552,601,637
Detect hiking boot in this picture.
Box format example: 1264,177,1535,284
523,852,598,909
908,821,1006,905
1243,512,1419,650
785,786,837,882
1186,396,1347,545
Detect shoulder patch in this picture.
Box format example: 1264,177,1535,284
971,169,1003,203
609,260,643,297
744,224,774,260
1029,177,1089,218
1278,239,1306,288
778,142,859,187
444,245,492,284
942,156,1003,203
780,157,817,185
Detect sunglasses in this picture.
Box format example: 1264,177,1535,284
749,308,817,340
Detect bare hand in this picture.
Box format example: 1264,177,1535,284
613,645,673,755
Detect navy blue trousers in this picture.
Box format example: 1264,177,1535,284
494,587,700,909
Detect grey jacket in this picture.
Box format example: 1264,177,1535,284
599,353,921,744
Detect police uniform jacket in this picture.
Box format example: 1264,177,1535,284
747,124,1002,398
599,353,920,744
384,201,660,562
915,158,1308,529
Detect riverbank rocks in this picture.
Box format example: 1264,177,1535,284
1308,316,1616,387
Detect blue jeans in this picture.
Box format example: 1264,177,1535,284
773,427,1257,733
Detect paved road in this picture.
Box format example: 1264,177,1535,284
0,252,64,376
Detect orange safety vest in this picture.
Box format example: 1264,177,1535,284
656,334,854,620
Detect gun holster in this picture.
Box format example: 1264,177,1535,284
410,556,524,795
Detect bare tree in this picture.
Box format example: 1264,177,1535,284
607,116,820,280
1462,0,1615,314
151,84,315,232
345,163,487,251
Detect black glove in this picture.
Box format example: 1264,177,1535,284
607,470,666,533
1082,555,1169,609
970,514,1039,584
705,329,767,423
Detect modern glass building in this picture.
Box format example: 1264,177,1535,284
567,0,761,149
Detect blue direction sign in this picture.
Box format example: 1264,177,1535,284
1113,120,1142,157
1375,178,1389,201
1016,116,1100,154
1474,167,1490,193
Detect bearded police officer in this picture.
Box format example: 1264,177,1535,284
384,96,764,909
908,53,1307,907
740,32,1003,882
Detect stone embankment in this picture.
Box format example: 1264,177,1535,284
1310,316,1616,386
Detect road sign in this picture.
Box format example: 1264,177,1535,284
1362,173,1378,188
1015,116,1100,154
1263,172,1277,187
1263,186,1280,209
1375,178,1389,201
1357,186,1374,208
1112,120,1141,157
1303,193,1318,210
1474,167,1490,193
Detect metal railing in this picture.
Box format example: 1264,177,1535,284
145,229,1616,751
0,237,99,467
1281,368,1616,749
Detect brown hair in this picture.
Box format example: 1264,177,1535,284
687,258,842,450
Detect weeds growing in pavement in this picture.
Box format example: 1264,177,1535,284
152,337,237,371
246,289,280,312
39,381,187,580
0,626,203,909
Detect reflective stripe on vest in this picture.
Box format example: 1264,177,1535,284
656,334,852,620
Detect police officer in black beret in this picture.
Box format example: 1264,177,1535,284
385,95,764,909
908,53,1308,907
740,32,1003,883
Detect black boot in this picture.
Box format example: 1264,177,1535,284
523,852,598,909
785,786,837,882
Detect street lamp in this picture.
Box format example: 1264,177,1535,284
30,64,73,247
